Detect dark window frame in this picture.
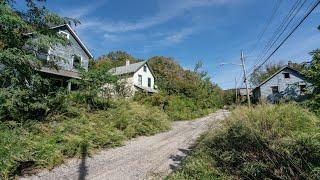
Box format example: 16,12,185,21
300,85,306,93
148,78,151,87
143,65,147,72
283,73,290,79
271,86,279,94
73,55,81,69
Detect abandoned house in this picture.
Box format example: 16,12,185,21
26,24,93,91
107,60,158,96
252,64,312,103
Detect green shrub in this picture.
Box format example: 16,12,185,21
168,104,320,179
0,101,170,179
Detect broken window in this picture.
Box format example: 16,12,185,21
271,86,279,94
283,73,290,79
58,31,70,39
300,85,306,93
73,55,81,69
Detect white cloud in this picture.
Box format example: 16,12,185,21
78,0,232,33
60,1,107,19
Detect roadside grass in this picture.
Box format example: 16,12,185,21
0,101,170,179
168,103,320,179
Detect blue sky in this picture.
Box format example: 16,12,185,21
38,0,320,89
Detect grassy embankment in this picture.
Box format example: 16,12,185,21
168,103,320,179
0,101,170,179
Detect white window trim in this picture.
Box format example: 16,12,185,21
58,30,70,39
72,55,82,70
138,74,142,86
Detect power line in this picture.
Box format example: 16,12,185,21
249,0,302,72
248,0,283,55
252,0,320,72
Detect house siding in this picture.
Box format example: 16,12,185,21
49,26,89,71
133,64,154,89
257,68,310,102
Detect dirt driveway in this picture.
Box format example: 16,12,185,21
21,109,229,180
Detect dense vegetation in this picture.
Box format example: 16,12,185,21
136,57,224,120
96,54,224,120
0,1,172,178
168,104,320,179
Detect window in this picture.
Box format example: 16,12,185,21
300,85,306,93
143,65,147,72
271,86,279,94
138,75,142,85
73,55,81,69
58,31,70,39
148,78,151,87
283,73,290,79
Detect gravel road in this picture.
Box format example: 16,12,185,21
21,109,229,180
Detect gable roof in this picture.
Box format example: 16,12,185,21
25,24,93,59
108,61,155,77
51,24,93,59
254,66,305,89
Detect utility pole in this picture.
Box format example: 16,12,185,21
240,51,251,107
235,77,238,104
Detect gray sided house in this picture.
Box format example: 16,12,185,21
27,24,93,90
253,66,311,103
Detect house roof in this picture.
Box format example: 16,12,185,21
25,24,93,59
254,66,305,89
108,61,156,77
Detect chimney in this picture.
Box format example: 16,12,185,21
126,59,130,66
288,61,293,67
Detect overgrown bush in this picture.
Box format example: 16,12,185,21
134,92,216,121
168,104,320,179
0,101,170,179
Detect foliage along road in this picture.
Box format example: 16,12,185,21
21,110,229,180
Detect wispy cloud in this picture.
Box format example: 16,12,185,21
78,0,232,33
59,1,107,19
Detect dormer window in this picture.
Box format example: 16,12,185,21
73,55,81,69
143,65,147,72
58,30,70,39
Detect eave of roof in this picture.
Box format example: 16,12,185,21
108,61,156,78
39,67,81,79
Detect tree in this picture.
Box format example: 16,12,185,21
250,63,283,86
96,51,143,68
0,0,79,121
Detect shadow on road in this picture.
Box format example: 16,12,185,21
169,148,191,171
78,142,89,180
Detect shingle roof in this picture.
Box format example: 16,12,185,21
108,61,147,75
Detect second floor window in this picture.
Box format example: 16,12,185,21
148,78,151,87
283,73,290,79
138,75,142,85
73,55,81,69
143,65,147,72
58,31,70,39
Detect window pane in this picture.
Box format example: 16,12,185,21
73,55,81,69
148,78,151,87
138,75,142,85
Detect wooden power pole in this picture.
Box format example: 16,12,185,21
240,51,251,107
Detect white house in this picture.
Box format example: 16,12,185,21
108,60,158,96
